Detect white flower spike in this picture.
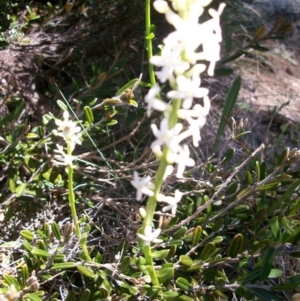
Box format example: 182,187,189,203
55,111,82,147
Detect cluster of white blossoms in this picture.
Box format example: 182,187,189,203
132,0,225,245
53,111,82,166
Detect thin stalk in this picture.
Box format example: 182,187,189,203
145,0,156,86
67,143,80,237
142,147,170,285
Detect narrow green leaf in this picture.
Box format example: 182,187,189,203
226,182,238,195
272,275,300,290
51,222,62,241
21,265,29,288
176,277,191,291
233,205,249,212
105,119,118,126
168,239,183,247
236,186,251,198
23,241,34,253
20,230,34,242
24,293,44,301
180,255,193,267
3,274,20,290
152,249,170,260
260,248,275,281
162,290,178,299
173,227,187,239
26,133,39,139
54,254,65,263
241,267,261,284
76,265,95,278
251,45,269,52
79,289,91,301
257,182,281,191
202,268,227,281
212,218,224,232
270,217,281,242
115,77,140,96
119,256,130,272
212,236,223,244
42,114,53,125
51,262,76,270
11,99,25,120
268,269,283,278
84,106,94,123
213,76,241,152
204,195,211,214
252,288,283,301
157,266,174,283
37,240,47,251
245,171,253,185
227,234,243,257
15,183,27,197
8,176,16,193
256,161,261,182
56,100,68,111
201,242,216,261
222,148,235,165
214,68,234,76
221,51,245,64
276,147,290,167
65,291,76,301
31,248,51,258
191,226,202,247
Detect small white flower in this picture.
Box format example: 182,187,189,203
137,225,163,246
145,84,170,117
151,118,183,153
55,111,82,146
196,4,226,75
159,189,183,215
167,75,208,109
53,144,75,166
162,8,206,64
183,98,210,147
175,145,195,178
185,116,204,147
131,171,154,201
150,43,189,83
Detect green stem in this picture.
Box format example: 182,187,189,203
142,147,170,286
67,143,80,238
141,99,182,285
145,0,156,86
141,0,183,287
79,233,92,261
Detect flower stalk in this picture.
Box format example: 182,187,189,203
54,110,91,260
66,142,80,237
134,0,225,285
145,0,156,86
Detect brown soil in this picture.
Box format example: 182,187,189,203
239,35,300,123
